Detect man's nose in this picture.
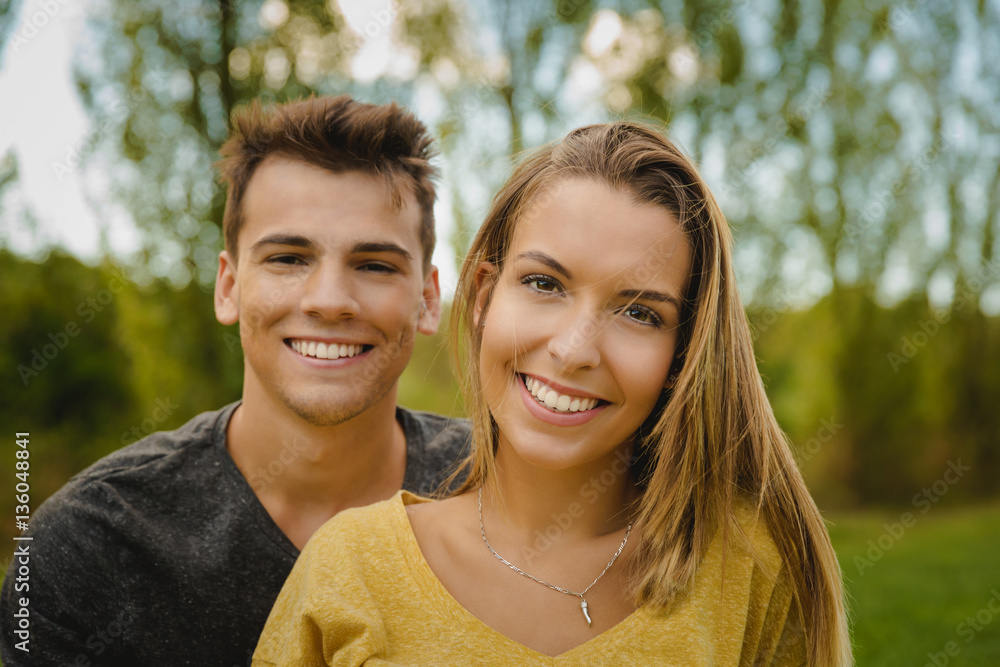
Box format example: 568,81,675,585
298,263,360,319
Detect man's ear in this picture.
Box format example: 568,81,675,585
214,251,240,326
473,262,498,329
416,265,442,336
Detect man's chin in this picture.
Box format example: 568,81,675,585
278,386,393,428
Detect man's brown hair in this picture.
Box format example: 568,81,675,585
216,95,437,269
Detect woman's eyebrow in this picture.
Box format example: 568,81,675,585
515,251,572,279
619,288,682,311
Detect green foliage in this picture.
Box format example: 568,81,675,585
752,285,1000,508
4,0,997,534
0,251,242,542
397,307,465,419
829,503,1000,665
0,249,459,543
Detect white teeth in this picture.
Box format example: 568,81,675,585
291,340,363,360
522,375,599,413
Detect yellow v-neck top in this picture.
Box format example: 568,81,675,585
252,491,806,666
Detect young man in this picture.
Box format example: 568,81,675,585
0,96,469,666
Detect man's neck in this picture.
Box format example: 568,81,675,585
225,386,407,549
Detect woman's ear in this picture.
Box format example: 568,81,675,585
473,262,498,329
664,354,684,390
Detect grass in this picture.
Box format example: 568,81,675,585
827,503,1000,665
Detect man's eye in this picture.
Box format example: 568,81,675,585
361,263,398,274
269,255,305,265
522,274,561,293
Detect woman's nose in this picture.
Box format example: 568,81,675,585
546,306,602,372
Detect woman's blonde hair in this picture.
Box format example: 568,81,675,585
450,122,851,666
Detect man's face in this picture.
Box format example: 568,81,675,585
214,156,440,427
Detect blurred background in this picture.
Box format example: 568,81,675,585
1,0,998,662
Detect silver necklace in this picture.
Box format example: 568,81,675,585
477,487,632,627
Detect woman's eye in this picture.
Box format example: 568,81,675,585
522,275,560,293
621,305,662,326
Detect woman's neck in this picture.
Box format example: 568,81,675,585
486,439,637,546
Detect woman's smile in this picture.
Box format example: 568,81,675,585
516,372,610,427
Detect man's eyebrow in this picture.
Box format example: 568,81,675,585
515,251,572,279
248,234,315,253
619,288,683,311
351,242,413,262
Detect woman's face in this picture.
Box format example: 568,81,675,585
474,177,692,472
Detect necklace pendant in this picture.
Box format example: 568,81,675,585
580,598,592,627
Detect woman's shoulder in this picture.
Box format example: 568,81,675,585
303,490,431,560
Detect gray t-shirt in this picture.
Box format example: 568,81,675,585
0,402,469,666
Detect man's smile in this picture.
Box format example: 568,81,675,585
286,339,372,360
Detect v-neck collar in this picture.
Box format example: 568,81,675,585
389,491,647,663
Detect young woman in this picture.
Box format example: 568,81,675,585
252,123,853,666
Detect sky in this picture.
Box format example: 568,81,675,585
3,0,992,311
0,0,145,261
0,0,471,291
0,0,612,297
